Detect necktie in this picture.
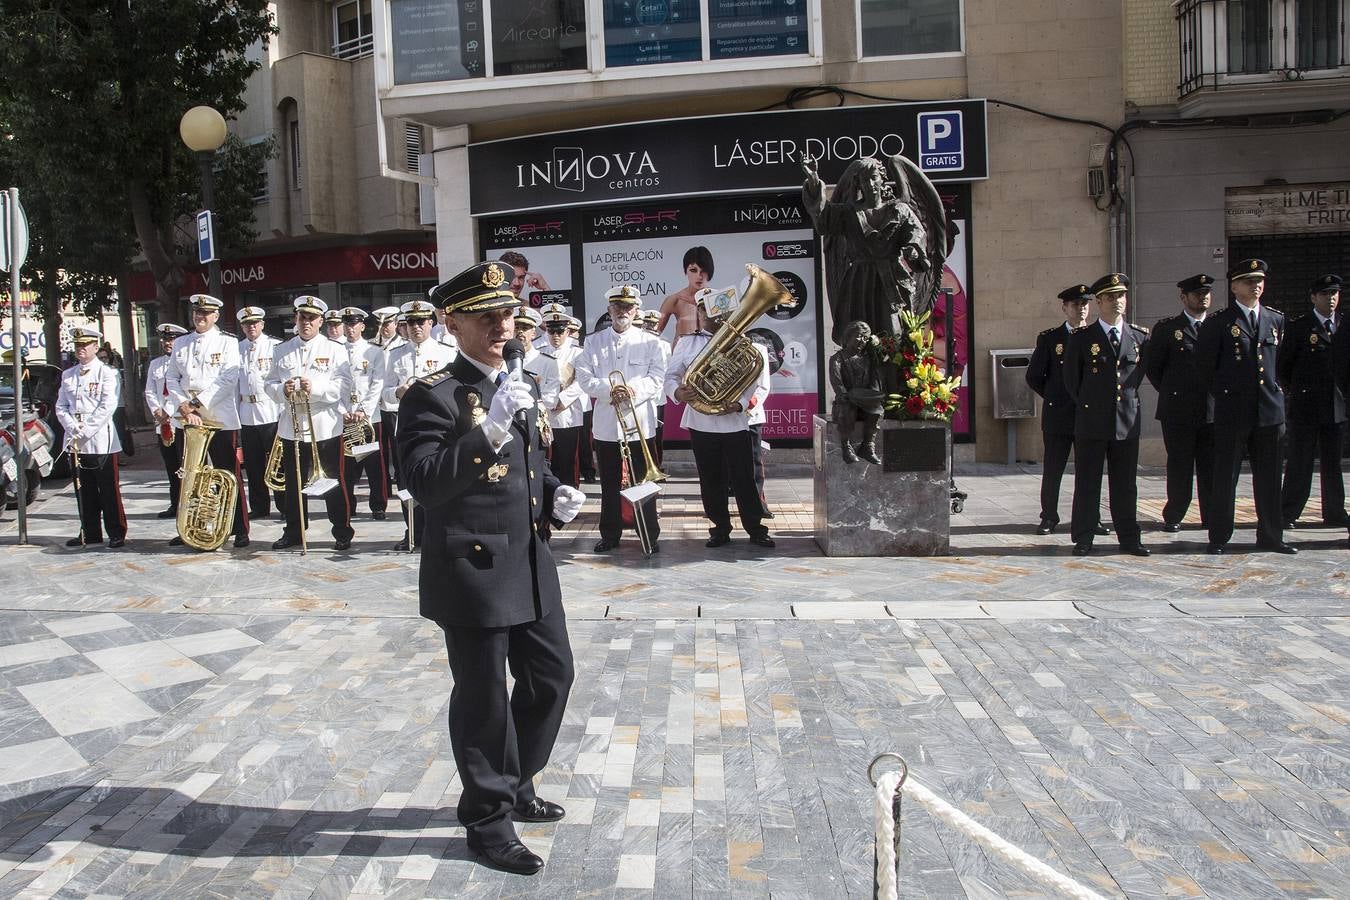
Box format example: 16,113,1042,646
1108,327,1120,354
495,371,507,388
1248,309,1258,333
1325,317,1335,336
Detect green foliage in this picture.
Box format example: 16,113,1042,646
0,0,277,317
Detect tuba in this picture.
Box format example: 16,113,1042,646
176,420,238,552
682,263,795,414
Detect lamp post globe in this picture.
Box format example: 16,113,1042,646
179,106,226,299
179,105,227,152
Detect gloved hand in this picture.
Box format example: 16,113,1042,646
481,378,535,447
552,484,585,523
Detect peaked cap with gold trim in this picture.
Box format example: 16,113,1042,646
430,261,519,314
1089,273,1130,296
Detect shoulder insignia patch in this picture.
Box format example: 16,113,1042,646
417,370,451,387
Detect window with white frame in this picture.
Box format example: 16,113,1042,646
334,0,374,59
859,0,962,57
387,0,813,84
1178,0,1349,96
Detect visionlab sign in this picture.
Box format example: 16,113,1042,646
467,99,988,216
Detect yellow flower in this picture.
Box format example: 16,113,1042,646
908,330,923,345
936,385,951,401
906,377,919,390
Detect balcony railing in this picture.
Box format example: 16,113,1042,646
333,32,374,61
1177,0,1349,97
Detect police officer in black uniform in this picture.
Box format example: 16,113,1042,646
1279,273,1346,528
1062,273,1151,557
398,261,587,876
1194,258,1295,554
1145,273,1216,531
1026,285,1093,534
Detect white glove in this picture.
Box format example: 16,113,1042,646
552,485,585,523
481,378,535,447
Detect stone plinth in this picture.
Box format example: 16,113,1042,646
813,415,951,556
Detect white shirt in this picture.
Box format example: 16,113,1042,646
238,334,282,426
663,333,769,433
575,326,666,441
345,338,386,423
430,323,459,351
746,343,771,427
538,342,587,429
57,359,121,454
264,334,353,442
142,354,180,433
166,327,242,430
383,338,458,410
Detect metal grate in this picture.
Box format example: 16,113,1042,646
1227,231,1350,318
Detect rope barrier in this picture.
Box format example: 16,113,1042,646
871,754,1108,900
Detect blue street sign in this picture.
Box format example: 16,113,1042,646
917,111,965,173
197,210,216,264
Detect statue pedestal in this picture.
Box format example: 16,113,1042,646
813,416,951,556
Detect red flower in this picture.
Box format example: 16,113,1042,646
902,369,912,381
903,349,916,362
923,356,937,367
934,399,949,413
905,395,925,415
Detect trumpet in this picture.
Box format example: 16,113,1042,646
609,370,666,558
264,384,329,554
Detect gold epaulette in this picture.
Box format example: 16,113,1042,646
416,370,452,387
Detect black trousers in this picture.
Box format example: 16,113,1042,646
205,429,249,538
579,409,597,479
1210,422,1284,547
691,428,766,539
1161,422,1215,526
343,431,389,514
548,425,583,487
73,452,126,543
278,435,353,542
380,414,398,491
747,423,770,515
594,438,660,544
439,607,574,844
158,429,183,513
1070,437,1141,547
239,421,281,517
1281,419,1345,524
653,405,665,466
1039,431,1074,526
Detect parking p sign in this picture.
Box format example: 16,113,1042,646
917,111,964,173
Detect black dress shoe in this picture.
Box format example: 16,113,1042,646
1095,524,1112,536
1161,523,1181,533
1072,543,1091,556
1283,520,1298,530
393,537,411,551
1207,544,1226,555
649,542,660,554
334,538,353,552
748,534,776,548
465,834,543,876
66,536,101,547
233,535,250,549
372,511,387,520
1257,541,1298,554
168,536,184,547
705,534,731,548
593,538,620,552
1035,520,1055,535
1122,543,1151,557
156,508,177,520
272,535,301,550
514,798,565,822
107,537,125,549
762,511,775,520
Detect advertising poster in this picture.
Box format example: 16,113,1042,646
578,195,818,443
938,214,970,436
480,213,576,310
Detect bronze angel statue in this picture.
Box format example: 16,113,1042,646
802,153,950,344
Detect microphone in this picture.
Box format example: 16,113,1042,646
502,338,529,425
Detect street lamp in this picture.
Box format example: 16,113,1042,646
179,105,227,299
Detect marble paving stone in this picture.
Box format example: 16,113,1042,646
84,641,216,692
43,613,134,638
791,602,891,619
163,628,263,658
887,600,990,619
16,671,159,736
0,637,77,669
0,736,87,786
979,601,1088,619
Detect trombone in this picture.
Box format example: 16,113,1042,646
608,370,667,557
263,383,329,554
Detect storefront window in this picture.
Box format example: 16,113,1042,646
338,280,438,312
493,0,587,75
860,0,962,57
390,0,487,83
708,0,809,59
603,0,702,66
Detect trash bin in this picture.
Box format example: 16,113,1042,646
989,349,1036,465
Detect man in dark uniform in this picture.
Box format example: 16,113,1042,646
398,261,586,876
1026,284,1093,534
1280,273,1346,527
1145,274,1216,531
1062,273,1150,557
1194,258,1295,554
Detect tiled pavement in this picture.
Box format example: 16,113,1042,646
0,448,1348,897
